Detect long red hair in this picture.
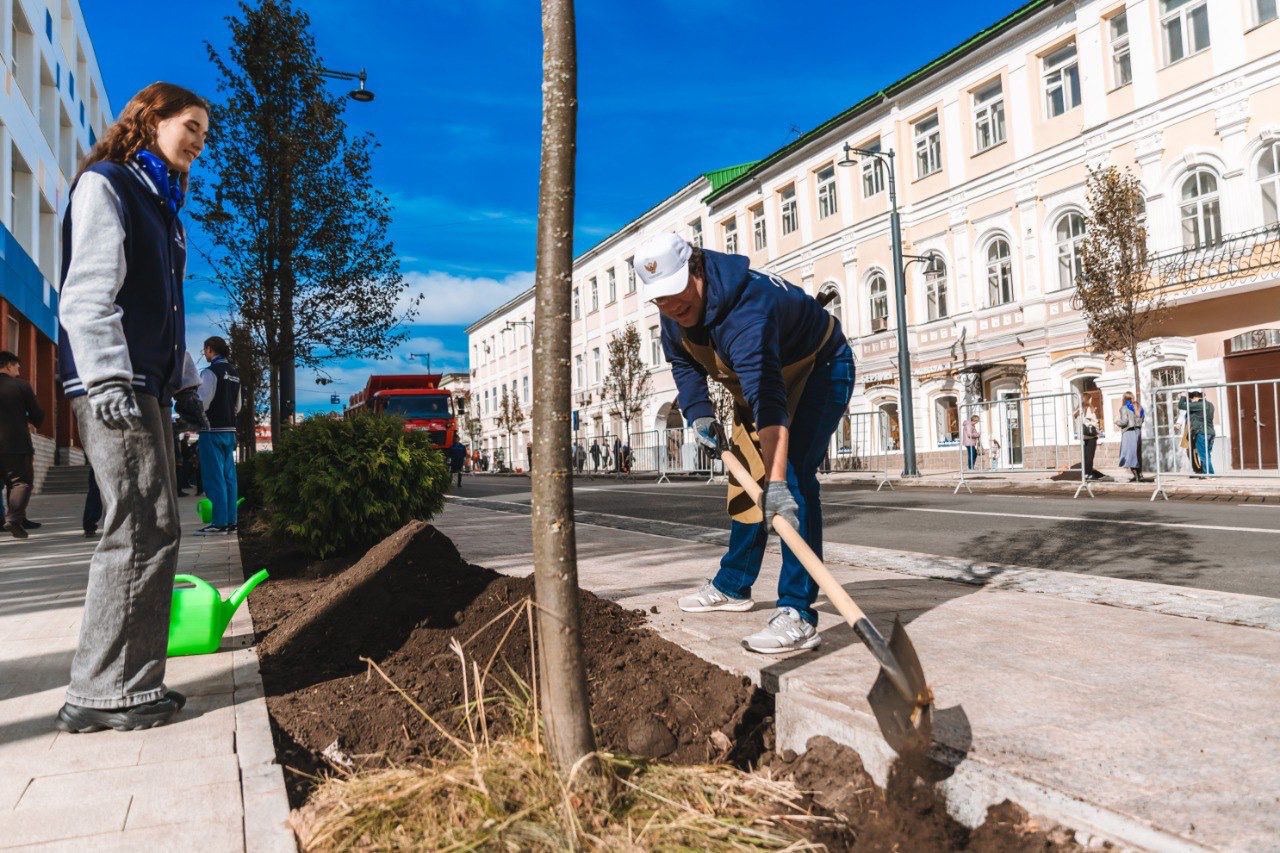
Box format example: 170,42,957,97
78,82,209,191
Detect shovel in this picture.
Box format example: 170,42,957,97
712,424,933,753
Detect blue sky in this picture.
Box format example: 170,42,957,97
83,0,1022,414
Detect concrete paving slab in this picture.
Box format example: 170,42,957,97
433,501,1280,850
0,493,293,852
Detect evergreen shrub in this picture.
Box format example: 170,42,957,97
254,412,450,558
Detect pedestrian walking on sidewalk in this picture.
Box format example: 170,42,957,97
1116,391,1145,482
574,441,586,473
56,82,209,732
448,439,467,488
194,336,240,536
1075,404,1103,480
961,414,981,470
590,438,601,472
638,232,854,654
0,350,44,538
1179,390,1216,476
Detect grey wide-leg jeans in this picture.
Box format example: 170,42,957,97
67,394,180,708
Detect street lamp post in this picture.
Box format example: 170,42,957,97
838,143,921,476
316,67,375,102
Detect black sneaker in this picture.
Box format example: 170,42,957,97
83,528,98,538
21,519,41,529
226,523,237,533
6,522,27,539
193,524,228,537
55,691,183,733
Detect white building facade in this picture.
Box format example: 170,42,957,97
469,0,1280,473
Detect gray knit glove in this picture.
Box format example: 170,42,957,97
691,416,720,450
762,480,799,530
87,380,143,430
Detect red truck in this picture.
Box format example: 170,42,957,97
348,374,457,449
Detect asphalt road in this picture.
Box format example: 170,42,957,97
453,475,1280,598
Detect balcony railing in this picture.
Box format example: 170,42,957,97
1149,224,1280,293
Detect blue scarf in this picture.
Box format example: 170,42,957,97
135,150,184,215
1124,399,1145,418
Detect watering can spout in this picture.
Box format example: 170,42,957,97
228,569,269,613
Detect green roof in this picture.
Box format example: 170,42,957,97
703,0,1056,204
704,161,760,192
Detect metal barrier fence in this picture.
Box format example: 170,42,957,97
822,410,894,490
568,429,718,481
955,390,1095,498
1149,380,1280,500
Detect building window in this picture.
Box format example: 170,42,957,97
1258,142,1280,225
723,218,738,254
1055,212,1086,290
523,375,530,403
819,284,841,318
1043,43,1081,118
1152,365,1186,391
986,238,1013,306
625,256,636,293
914,114,942,178
751,205,767,251
575,354,585,388
591,348,601,384
1161,0,1210,64
1181,169,1221,248
1256,0,1278,25
44,9,52,40
935,396,960,445
689,218,703,248
973,80,1005,152
607,268,617,304
861,140,885,197
589,276,598,312
924,255,948,321
573,286,581,319
1109,12,1132,88
868,273,889,331
816,166,838,219
779,185,798,235
649,325,661,366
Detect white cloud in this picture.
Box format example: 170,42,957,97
399,269,534,326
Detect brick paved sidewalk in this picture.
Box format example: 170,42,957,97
0,492,292,852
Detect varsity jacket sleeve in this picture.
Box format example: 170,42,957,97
198,367,217,410
59,173,132,390
659,321,713,425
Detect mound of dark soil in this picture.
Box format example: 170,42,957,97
242,518,771,806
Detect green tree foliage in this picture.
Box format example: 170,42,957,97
255,413,450,558
193,0,417,440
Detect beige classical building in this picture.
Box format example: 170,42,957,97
468,0,1280,472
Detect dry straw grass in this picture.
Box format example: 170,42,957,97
288,599,832,851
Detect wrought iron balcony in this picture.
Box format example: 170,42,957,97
1149,224,1280,293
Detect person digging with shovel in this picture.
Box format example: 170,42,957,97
635,232,853,654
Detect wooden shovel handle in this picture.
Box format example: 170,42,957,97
719,450,868,628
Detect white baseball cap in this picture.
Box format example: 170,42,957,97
633,232,692,301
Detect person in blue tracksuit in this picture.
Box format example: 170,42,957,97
194,336,241,535
633,232,853,654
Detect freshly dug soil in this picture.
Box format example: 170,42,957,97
762,737,1085,852
241,516,772,806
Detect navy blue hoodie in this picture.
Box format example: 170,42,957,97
660,250,847,430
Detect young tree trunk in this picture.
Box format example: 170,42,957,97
531,0,597,777
1130,345,1142,411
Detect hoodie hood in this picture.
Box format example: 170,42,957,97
699,249,752,329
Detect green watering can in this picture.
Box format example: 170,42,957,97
196,496,246,524
167,569,269,656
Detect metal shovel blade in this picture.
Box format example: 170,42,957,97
867,616,934,754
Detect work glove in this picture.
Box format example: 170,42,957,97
86,380,143,431
762,480,799,531
691,416,720,450
174,388,209,432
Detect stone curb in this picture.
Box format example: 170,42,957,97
445,495,1280,632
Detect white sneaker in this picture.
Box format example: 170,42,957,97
677,581,754,613
742,607,820,654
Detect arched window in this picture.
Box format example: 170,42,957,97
1055,212,1086,290
867,273,889,332
878,402,900,451
1257,142,1280,226
818,283,841,317
935,395,960,445
924,254,948,321
986,238,1013,306
1180,169,1221,248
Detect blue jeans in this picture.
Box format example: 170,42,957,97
199,432,239,527
1194,432,1215,475
712,347,854,625
965,445,978,469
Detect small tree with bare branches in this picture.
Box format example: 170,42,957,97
603,323,651,442
493,387,524,469
1075,166,1166,409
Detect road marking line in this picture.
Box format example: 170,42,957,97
572,487,1280,535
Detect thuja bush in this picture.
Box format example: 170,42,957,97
255,412,451,558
